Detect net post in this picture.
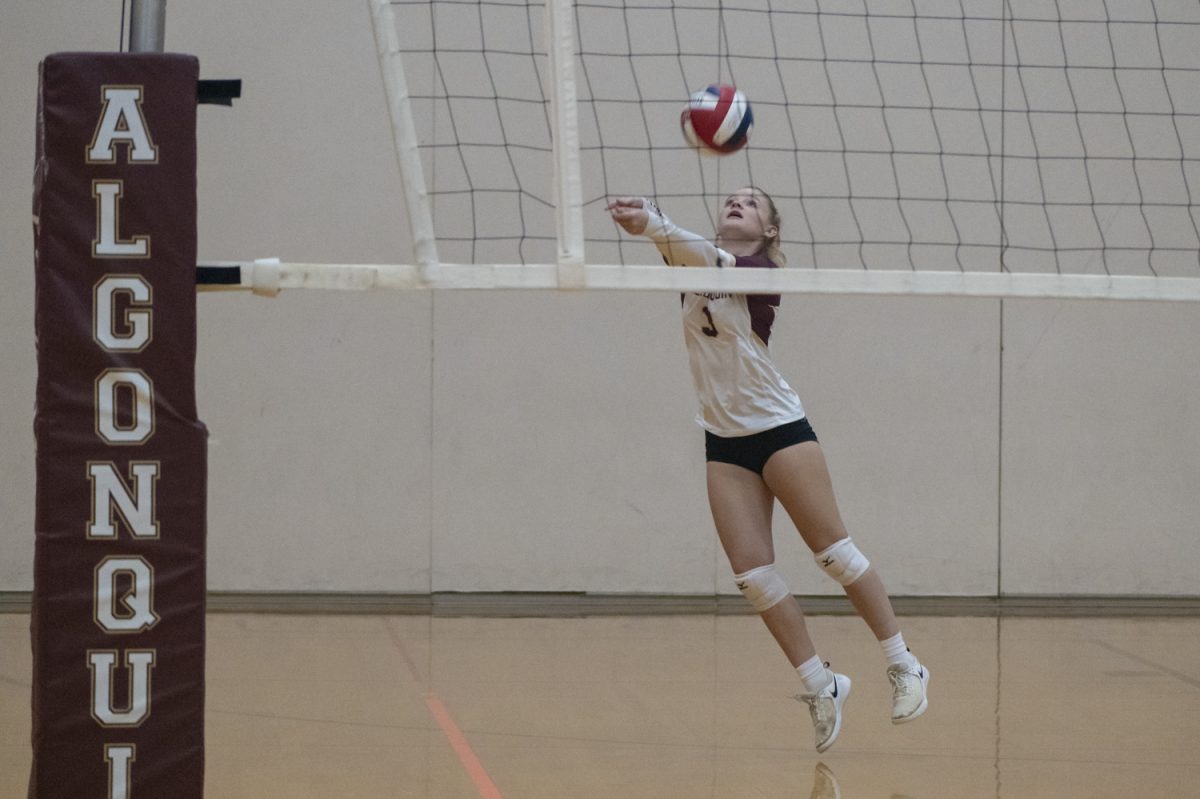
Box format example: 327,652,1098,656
128,0,166,53
545,0,585,289
368,0,441,283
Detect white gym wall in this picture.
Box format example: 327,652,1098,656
1,0,1197,600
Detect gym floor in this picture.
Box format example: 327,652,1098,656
3,610,1198,798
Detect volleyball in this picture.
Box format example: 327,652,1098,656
680,84,753,154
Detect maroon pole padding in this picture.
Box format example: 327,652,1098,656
31,53,207,798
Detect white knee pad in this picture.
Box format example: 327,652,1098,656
734,563,791,613
814,538,870,586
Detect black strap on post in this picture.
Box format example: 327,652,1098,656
196,264,242,285
197,79,241,106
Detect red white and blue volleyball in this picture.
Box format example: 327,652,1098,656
680,84,753,155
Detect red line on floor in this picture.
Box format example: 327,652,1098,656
425,695,504,799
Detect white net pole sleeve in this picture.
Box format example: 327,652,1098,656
369,0,440,283
545,0,585,289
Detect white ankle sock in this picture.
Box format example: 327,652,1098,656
797,654,833,694
880,632,916,667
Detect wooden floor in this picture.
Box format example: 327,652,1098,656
3,611,1199,798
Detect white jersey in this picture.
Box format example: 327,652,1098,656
681,255,806,436
635,200,805,436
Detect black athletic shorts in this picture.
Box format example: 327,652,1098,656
704,417,819,475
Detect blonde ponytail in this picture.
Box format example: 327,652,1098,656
750,186,786,267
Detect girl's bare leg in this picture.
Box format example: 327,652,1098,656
706,461,816,666
761,441,900,641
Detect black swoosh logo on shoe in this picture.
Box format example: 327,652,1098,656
830,680,838,698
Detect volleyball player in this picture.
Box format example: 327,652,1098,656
606,188,930,752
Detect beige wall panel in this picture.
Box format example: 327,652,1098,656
767,296,1001,597
198,292,433,592
430,291,719,594
1001,300,1200,594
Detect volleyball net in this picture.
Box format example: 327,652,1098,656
202,0,1200,301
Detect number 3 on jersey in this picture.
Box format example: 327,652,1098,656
700,305,719,337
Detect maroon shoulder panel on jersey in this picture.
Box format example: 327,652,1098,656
31,52,208,799
734,255,781,345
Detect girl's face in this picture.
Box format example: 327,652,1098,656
718,188,777,243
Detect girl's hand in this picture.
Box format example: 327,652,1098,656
606,197,650,236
